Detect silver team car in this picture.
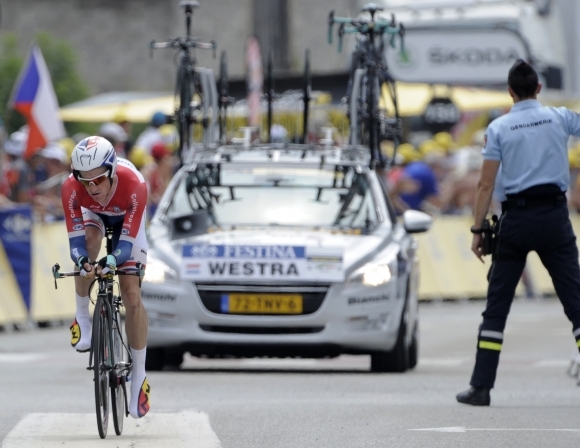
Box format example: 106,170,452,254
142,143,432,372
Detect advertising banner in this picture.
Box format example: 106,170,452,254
0,205,33,309
181,244,344,282
386,28,529,85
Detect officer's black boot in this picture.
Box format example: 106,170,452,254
456,386,490,406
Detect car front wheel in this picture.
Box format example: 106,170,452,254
370,303,410,373
408,322,418,370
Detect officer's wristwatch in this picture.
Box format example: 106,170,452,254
470,226,484,234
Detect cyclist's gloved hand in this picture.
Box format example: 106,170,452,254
98,254,117,276
76,256,93,278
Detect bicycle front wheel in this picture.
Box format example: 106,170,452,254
92,297,111,439
111,307,128,436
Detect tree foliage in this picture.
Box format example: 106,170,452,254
36,32,89,107
0,34,25,134
0,32,90,135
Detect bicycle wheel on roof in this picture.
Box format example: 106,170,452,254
218,51,229,143
176,62,194,164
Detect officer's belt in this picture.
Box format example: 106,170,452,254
501,193,566,211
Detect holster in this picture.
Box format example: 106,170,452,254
481,215,499,259
482,215,499,283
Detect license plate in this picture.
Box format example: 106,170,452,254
221,293,303,314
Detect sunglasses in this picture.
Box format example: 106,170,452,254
77,170,110,187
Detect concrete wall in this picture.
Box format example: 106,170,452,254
558,0,580,95
289,0,359,74
0,0,360,94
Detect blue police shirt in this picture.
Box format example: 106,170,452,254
482,99,580,194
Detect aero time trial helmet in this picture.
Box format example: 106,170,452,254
70,136,117,181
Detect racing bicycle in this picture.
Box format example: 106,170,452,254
150,0,216,166
328,3,406,167
52,227,144,439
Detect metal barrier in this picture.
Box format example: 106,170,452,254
0,215,572,327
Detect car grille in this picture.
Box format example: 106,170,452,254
199,325,324,334
195,282,330,315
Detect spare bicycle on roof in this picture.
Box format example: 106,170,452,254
150,0,226,166
328,3,406,168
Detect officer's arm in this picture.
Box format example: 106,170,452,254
473,160,500,229
563,108,580,136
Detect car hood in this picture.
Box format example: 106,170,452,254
148,226,391,281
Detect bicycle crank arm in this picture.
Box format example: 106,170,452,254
122,379,130,417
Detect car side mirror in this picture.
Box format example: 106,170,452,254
170,210,210,239
403,210,432,234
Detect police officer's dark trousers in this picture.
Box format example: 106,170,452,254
470,187,580,389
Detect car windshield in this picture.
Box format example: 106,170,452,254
166,163,378,231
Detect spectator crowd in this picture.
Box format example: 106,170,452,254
4,109,580,224
0,111,179,223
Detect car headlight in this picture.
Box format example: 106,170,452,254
143,258,178,284
347,262,392,287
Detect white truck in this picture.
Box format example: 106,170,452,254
377,0,567,91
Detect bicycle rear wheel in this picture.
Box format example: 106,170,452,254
92,297,111,439
111,306,129,436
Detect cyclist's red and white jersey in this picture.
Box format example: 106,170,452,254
61,159,148,265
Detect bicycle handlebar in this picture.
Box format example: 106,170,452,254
328,10,405,53
52,262,144,289
150,38,216,58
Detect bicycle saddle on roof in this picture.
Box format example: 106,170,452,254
179,0,199,9
362,3,383,14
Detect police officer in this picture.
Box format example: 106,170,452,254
456,59,580,406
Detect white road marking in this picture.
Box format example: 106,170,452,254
418,358,573,368
533,359,571,367
410,427,580,433
0,353,48,363
411,427,466,433
1,411,221,447
418,358,467,367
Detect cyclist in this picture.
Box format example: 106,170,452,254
60,136,151,419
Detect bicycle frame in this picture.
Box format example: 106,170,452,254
87,273,130,375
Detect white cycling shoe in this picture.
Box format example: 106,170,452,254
70,316,91,352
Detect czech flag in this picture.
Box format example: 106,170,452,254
9,45,66,159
